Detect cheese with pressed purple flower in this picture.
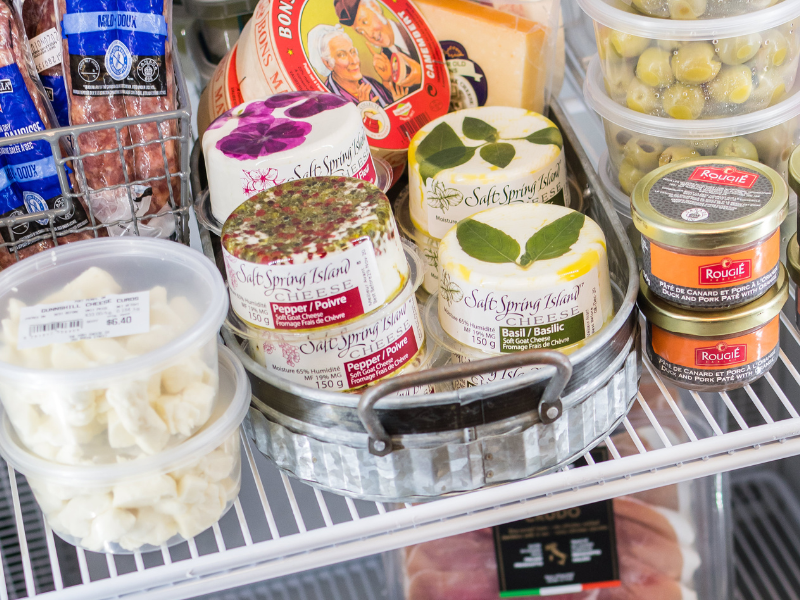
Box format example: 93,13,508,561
202,91,376,224
221,177,408,331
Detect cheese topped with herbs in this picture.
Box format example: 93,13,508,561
409,107,568,239
437,204,613,354
222,177,408,331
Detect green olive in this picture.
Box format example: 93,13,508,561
757,30,790,68
707,64,754,104
715,34,762,66
662,83,705,119
748,126,790,167
609,30,651,58
619,160,647,195
596,25,624,62
631,0,669,17
668,0,706,19
623,137,664,171
691,138,722,153
715,137,760,161
604,59,636,99
605,122,634,157
671,42,722,84
745,70,787,110
626,77,661,114
659,146,702,167
636,47,675,87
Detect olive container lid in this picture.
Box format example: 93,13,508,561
787,233,800,287
631,158,788,251
790,147,800,201
638,265,789,338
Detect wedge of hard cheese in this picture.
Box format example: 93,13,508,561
413,0,551,112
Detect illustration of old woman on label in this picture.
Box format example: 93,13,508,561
307,24,393,107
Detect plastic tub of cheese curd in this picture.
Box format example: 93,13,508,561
0,345,249,554
0,238,228,466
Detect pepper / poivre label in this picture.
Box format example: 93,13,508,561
223,237,385,331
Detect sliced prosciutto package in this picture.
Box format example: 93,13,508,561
58,0,179,238
392,412,730,600
0,0,93,269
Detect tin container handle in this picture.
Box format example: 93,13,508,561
358,350,573,457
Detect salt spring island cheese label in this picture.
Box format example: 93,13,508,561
203,91,376,224
249,283,425,391
632,159,788,310
222,177,408,331
236,0,449,158
409,107,568,240
437,204,612,354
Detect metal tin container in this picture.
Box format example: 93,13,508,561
632,158,788,310
639,266,788,392
786,233,800,330
215,103,642,502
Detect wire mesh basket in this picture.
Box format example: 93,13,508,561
0,42,193,264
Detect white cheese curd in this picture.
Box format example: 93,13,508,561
438,204,613,355
409,107,568,240
29,433,241,552
0,267,219,464
0,345,249,554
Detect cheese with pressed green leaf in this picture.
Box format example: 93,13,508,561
409,107,568,240
437,203,613,354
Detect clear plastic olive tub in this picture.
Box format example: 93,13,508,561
0,345,250,554
585,55,800,196
577,0,800,119
0,238,228,466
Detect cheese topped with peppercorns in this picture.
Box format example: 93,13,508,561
437,203,613,354
409,107,568,239
221,177,408,331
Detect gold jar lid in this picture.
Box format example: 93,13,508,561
638,264,788,337
788,233,800,287
631,158,788,251
790,147,800,200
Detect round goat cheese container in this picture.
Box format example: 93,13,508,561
0,346,250,554
222,177,408,331
632,158,788,310
203,91,376,224
639,267,788,392
437,204,613,355
409,107,569,240
228,243,424,393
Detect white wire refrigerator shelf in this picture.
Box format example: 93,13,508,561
6,78,800,600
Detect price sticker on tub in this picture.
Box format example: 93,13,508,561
17,291,150,349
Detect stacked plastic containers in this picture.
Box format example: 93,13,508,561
578,0,800,242
0,238,251,554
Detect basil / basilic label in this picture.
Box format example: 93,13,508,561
438,267,604,354
414,114,568,239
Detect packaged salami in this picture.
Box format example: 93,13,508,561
22,0,70,127
0,0,94,268
57,0,180,238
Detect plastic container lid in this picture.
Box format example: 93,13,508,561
0,345,250,487
577,0,800,40
0,238,228,387
638,265,788,337
631,158,788,250
584,55,800,138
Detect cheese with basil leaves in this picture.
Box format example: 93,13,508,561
409,107,568,240
437,203,612,354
